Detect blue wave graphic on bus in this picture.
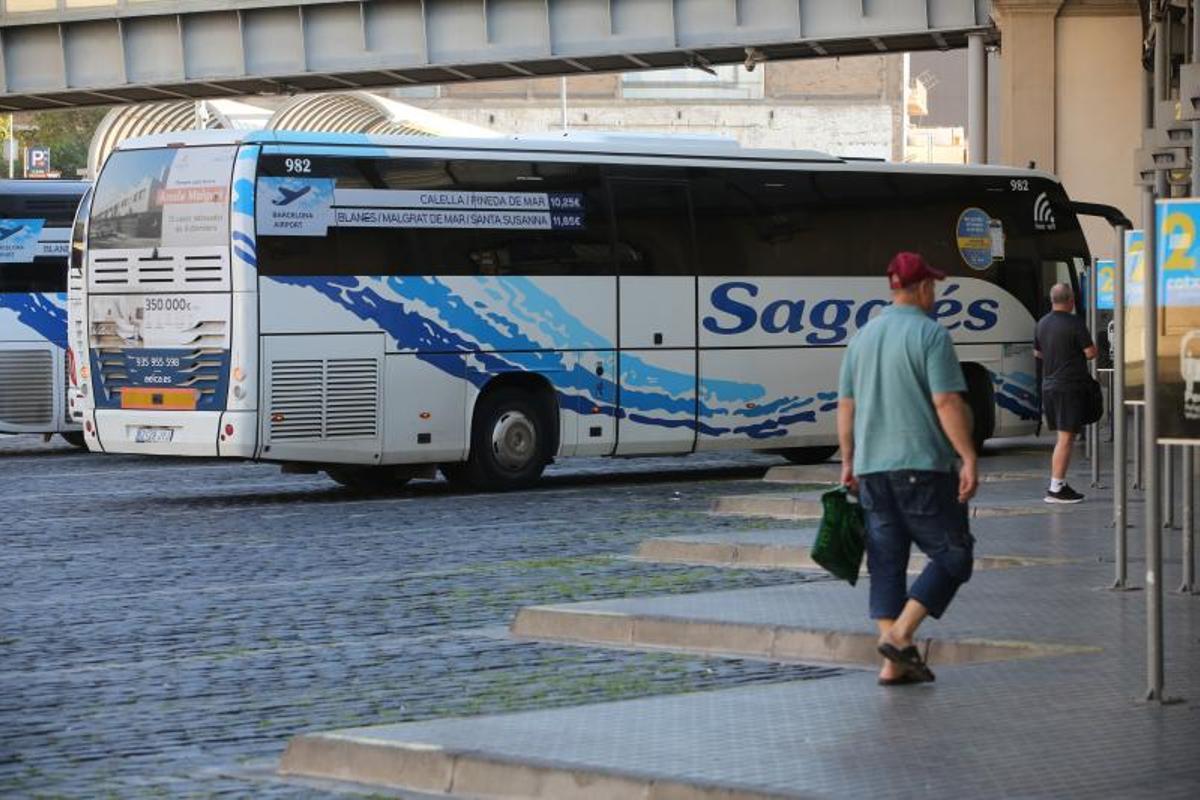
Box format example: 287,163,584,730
992,370,1040,421
270,275,835,439
0,292,67,349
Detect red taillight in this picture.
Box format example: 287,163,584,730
85,420,93,433
224,423,234,436
66,348,78,387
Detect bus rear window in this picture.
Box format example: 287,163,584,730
90,146,235,251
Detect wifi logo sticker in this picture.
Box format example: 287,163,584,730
1033,192,1057,231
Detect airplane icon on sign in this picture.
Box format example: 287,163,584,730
0,222,26,241
273,186,312,206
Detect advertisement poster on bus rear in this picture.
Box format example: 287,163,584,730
1154,199,1200,441
1123,229,1145,405
159,147,233,248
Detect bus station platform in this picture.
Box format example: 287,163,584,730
275,446,1200,798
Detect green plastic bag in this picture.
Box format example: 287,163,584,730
811,487,866,585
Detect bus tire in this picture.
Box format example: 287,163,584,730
60,431,87,449
962,365,996,453
780,446,839,465
463,387,549,491
326,466,410,494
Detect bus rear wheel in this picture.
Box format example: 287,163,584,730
325,466,410,494
60,431,87,449
779,446,839,465
459,387,549,491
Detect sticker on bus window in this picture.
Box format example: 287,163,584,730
0,219,46,263
333,188,586,232
159,147,234,248
257,177,335,237
956,207,997,270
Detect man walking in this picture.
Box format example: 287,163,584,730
837,252,978,686
1034,282,1097,504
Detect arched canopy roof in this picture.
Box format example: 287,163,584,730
267,91,496,138
88,98,272,177
88,92,496,177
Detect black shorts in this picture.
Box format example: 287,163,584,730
1043,387,1088,433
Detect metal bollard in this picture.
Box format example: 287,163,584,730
1164,445,1177,529
1112,405,1130,589
1133,404,1143,490
1182,447,1195,595
1108,371,1116,443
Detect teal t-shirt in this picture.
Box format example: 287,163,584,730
838,304,967,476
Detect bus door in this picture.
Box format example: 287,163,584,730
609,177,698,455
1039,259,1084,317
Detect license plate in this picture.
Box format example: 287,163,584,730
135,427,174,444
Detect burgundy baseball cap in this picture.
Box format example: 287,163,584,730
887,251,946,289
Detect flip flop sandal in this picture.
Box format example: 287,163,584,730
877,641,937,683
878,672,932,686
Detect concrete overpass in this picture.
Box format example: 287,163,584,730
0,1,1152,259
0,0,993,112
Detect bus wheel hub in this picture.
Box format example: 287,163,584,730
492,410,536,470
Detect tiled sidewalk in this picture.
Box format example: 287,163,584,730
279,446,1200,798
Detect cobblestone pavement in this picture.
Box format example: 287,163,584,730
0,435,840,798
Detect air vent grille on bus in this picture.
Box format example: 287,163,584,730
325,359,379,439
0,350,54,427
269,360,324,440
88,247,231,292
89,318,227,350
269,358,379,442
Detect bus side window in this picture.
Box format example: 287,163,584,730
323,158,615,278
608,179,693,276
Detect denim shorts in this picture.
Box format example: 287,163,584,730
857,470,975,620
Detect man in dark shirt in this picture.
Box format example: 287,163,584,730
1034,283,1097,503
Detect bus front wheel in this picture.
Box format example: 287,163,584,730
460,387,549,491
326,466,410,494
779,446,839,465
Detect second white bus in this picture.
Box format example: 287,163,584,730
1,179,89,446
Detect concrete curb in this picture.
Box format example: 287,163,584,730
762,465,1048,485
279,731,794,799
510,606,1095,667
709,494,1057,520
634,537,1071,572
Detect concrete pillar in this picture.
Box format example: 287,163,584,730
968,33,988,164
993,0,1065,170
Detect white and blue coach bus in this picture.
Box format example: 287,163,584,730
75,131,1089,490
1,179,89,446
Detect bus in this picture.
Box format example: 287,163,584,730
74,130,1090,490
1,179,90,446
